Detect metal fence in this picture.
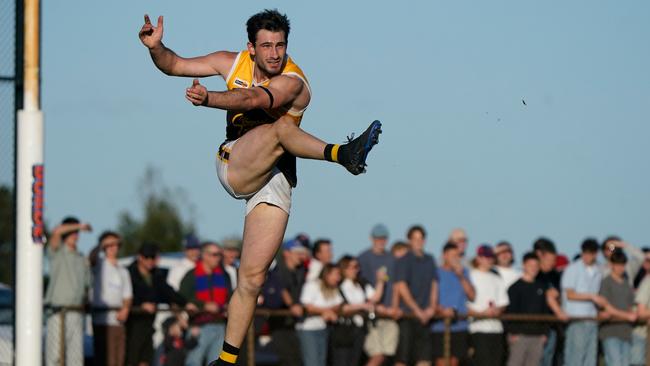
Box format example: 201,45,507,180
0,0,21,362
39,307,650,366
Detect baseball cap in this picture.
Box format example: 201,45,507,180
138,242,160,258
183,234,201,249
370,224,389,238
477,244,495,258
283,239,308,253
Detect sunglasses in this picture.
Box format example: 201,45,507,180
206,252,223,257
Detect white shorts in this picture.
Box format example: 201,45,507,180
216,139,292,215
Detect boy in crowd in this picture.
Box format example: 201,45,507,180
506,252,552,366
561,238,608,366
599,249,637,366
431,243,475,366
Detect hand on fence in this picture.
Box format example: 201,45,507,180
141,302,156,314
289,304,304,317
116,307,129,322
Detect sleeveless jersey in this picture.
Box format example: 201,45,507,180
223,51,311,187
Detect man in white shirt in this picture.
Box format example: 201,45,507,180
223,240,241,288
89,231,132,366
167,234,201,291
494,241,521,289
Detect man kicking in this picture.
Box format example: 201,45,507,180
139,9,381,365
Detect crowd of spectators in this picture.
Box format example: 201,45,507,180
43,215,650,366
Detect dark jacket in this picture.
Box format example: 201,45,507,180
127,261,187,326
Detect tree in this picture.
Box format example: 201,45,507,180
118,167,196,256
0,185,14,285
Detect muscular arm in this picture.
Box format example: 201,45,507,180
149,45,235,77
188,75,304,111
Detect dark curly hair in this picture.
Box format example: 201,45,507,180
246,9,290,45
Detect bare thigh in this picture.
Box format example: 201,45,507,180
228,124,284,195
239,203,289,281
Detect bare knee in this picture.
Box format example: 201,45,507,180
237,270,267,297
272,117,297,139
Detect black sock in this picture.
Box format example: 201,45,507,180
324,143,340,162
209,342,240,365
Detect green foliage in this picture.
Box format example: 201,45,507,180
118,167,196,256
0,186,14,285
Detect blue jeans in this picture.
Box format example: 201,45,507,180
563,321,597,366
185,323,225,366
540,329,556,366
297,329,329,366
602,337,630,366
630,333,646,365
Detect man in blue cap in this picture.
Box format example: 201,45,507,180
167,234,202,291
358,224,401,366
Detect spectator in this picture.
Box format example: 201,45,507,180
633,247,650,289
222,240,241,288
494,241,521,289
335,255,385,366
394,225,438,366
44,217,92,366
126,243,187,366
297,264,343,366
505,252,552,366
391,241,410,259
160,314,199,366
262,239,307,366
599,249,637,366
357,225,401,366
533,237,563,366
633,274,650,365
179,242,233,366
448,228,469,260
306,239,333,282
167,234,201,291
467,245,508,366
601,236,644,286
561,238,608,366
89,231,132,366
432,243,475,366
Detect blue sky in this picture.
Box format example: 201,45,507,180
39,0,650,260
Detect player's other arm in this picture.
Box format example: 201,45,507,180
186,75,303,111
138,14,234,77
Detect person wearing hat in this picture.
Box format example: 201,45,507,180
126,243,187,366
357,224,400,366
167,234,202,291
44,216,92,366
89,231,132,366
494,241,521,289
467,244,509,366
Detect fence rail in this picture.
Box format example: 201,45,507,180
1,305,643,366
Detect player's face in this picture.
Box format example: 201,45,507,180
248,30,287,77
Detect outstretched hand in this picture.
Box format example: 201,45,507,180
186,79,208,106
139,14,164,49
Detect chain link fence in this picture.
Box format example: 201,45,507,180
0,0,20,363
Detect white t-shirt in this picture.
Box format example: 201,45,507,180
166,257,197,291
225,264,238,289
495,266,521,290
91,258,132,325
340,279,375,327
297,280,343,331
467,269,509,334
306,259,324,283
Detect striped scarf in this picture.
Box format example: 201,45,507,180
194,261,228,306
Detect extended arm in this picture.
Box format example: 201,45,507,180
48,222,91,251
139,14,234,77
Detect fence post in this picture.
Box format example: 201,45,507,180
444,316,451,366
59,309,66,366
247,322,255,366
